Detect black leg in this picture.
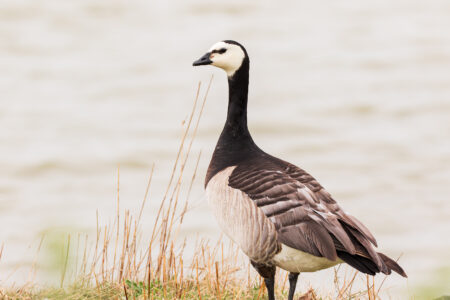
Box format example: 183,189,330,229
264,276,275,300
251,260,276,300
288,272,299,300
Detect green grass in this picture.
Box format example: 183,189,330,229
1,281,280,300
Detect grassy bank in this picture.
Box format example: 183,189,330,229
1,272,381,299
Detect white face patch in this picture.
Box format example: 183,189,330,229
208,41,246,77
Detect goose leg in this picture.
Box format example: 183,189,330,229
251,261,276,300
288,272,299,300
264,275,276,300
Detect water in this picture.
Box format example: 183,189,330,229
1,0,450,296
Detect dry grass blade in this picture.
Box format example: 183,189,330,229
149,81,202,247
60,235,71,288
123,283,129,300
337,270,358,299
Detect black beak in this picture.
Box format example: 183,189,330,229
193,52,212,66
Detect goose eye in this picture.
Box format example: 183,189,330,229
217,48,227,54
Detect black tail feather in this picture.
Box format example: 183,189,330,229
337,251,377,275
378,252,407,278
337,251,407,277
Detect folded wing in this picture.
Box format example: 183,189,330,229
228,158,406,277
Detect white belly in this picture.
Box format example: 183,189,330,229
272,244,342,273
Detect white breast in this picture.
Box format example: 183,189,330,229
273,244,342,273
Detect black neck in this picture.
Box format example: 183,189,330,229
217,58,257,152
206,57,262,186
222,59,251,141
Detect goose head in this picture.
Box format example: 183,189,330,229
193,40,248,77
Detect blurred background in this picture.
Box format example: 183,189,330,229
1,0,449,298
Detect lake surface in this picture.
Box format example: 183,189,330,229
1,0,449,297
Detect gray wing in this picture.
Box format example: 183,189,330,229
228,162,391,274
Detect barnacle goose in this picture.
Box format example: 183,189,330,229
193,40,406,300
